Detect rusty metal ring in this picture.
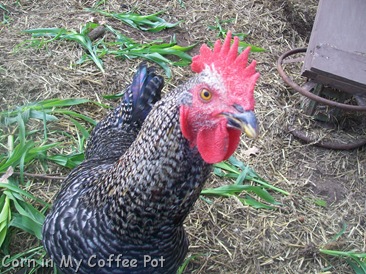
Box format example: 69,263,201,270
277,47,366,112
288,127,366,150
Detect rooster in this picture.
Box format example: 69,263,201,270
42,31,259,274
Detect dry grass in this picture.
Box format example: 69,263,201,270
1,0,365,273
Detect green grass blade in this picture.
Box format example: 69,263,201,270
102,93,124,100
0,194,11,248
1,98,91,117
207,18,266,52
23,28,105,72
9,213,43,239
250,177,290,196
38,98,90,108
87,9,180,32
0,182,49,207
177,0,185,8
16,113,26,146
213,161,240,175
0,140,59,174
31,109,58,122
128,52,173,77
70,117,91,139
177,253,208,274
215,157,290,195
0,140,34,173
48,152,84,169
92,0,107,8
4,189,45,239
201,184,278,205
7,191,45,223
238,196,274,209
235,165,250,185
24,27,67,37
1,187,45,240
332,223,348,241
320,249,366,259
104,25,196,76
209,157,288,208
52,109,97,125
320,249,366,274
238,42,266,53
346,258,365,274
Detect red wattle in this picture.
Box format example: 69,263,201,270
180,106,241,164
224,128,241,160
196,120,241,164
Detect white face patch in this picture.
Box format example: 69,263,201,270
200,65,226,95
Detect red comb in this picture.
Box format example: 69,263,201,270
191,31,259,107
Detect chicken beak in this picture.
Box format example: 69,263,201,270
223,111,259,138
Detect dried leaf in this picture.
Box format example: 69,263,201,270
0,167,14,183
243,146,259,156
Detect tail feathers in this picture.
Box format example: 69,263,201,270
84,63,163,160
124,63,164,126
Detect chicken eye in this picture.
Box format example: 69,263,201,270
200,89,212,101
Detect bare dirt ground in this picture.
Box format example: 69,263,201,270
1,0,365,273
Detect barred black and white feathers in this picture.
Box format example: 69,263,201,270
85,63,163,160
